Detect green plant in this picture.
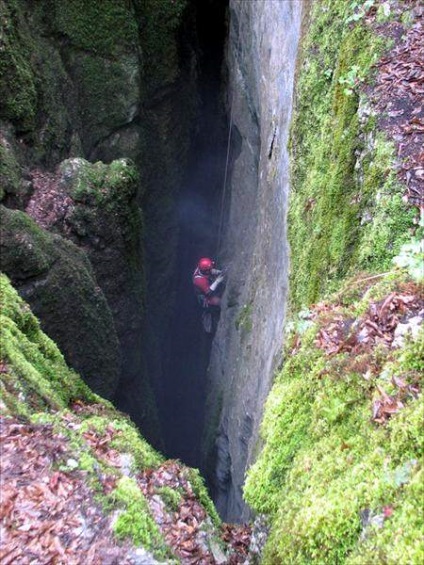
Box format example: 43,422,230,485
376,2,392,23
338,64,362,96
245,274,424,563
392,238,424,282
112,476,167,556
235,303,253,333
187,468,221,526
346,0,376,24
155,486,182,512
285,308,314,336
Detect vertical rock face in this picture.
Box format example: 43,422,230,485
207,0,303,521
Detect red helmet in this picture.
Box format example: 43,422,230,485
198,257,214,273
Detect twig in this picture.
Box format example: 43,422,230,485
354,271,396,284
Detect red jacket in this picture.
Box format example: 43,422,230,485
193,268,213,296
193,267,222,306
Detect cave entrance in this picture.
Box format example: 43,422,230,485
158,0,229,469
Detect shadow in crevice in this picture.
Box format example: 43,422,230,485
158,0,229,468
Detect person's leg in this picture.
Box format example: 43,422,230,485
207,296,221,307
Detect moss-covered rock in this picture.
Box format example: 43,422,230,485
0,205,120,398
245,276,424,563
0,0,144,165
245,1,424,562
0,0,78,164
0,275,168,558
0,125,22,202
0,273,97,414
0,274,237,561
47,157,160,439
288,0,414,310
0,0,37,133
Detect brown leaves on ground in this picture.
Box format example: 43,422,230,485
315,288,423,356
138,461,251,564
1,407,253,564
25,170,73,231
311,284,422,424
0,417,136,565
367,2,424,210
221,523,252,564
372,377,419,423
82,423,124,469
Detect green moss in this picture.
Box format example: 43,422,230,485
70,54,139,150
245,275,424,563
187,468,221,527
0,274,96,413
61,158,139,209
0,275,220,558
51,0,138,56
60,158,142,259
348,466,424,565
356,135,416,271
79,415,163,470
133,0,188,90
0,0,37,131
244,343,322,515
288,0,410,311
0,206,121,398
0,135,21,201
111,476,168,556
235,303,253,334
155,486,182,513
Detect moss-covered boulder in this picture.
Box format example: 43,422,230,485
0,0,144,165
0,0,79,164
288,0,417,311
50,0,141,156
0,205,120,398
0,0,38,134
0,273,98,414
61,158,154,430
0,123,25,203
0,273,169,561
0,0,194,167
26,157,158,437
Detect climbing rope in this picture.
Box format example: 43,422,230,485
216,13,242,257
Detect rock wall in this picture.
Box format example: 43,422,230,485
0,0,197,440
206,0,303,521
0,205,120,398
243,1,424,559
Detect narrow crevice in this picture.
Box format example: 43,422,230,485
156,0,229,469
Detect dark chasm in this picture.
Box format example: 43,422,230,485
159,0,229,470
116,0,231,479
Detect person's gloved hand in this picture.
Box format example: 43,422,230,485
209,275,224,292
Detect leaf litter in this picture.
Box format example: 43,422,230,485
311,281,422,424
365,1,424,211
0,413,252,564
0,417,136,565
138,461,251,564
